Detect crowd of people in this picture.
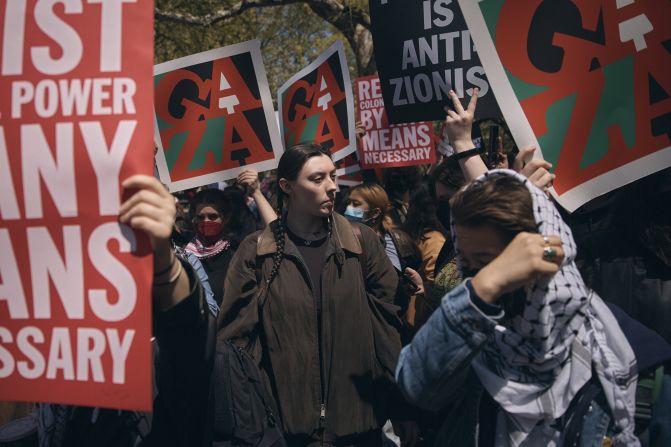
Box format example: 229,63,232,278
1,89,670,447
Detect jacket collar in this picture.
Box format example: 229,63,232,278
257,212,363,256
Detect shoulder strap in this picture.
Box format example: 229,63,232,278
349,221,369,281
254,234,272,304
237,237,270,355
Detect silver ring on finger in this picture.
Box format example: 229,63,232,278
543,235,550,245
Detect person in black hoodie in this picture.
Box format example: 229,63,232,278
185,187,256,305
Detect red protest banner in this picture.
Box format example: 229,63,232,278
0,1,154,411
356,75,436,169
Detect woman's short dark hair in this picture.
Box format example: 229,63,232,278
450,175,538,243
190,188,227,220
382,166,421,200
432,156,467,192
404,181,448,241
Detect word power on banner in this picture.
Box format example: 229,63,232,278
357,74,436,168
278,41,356,162
154,40,283,192
460,0,671,211
369,0,501,124
0,0,154,411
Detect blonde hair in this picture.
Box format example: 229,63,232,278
349,183,395,234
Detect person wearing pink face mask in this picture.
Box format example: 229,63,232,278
185,187,256,306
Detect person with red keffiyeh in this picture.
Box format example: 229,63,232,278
185,187,256,306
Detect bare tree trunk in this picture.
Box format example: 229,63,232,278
353,24,376,75
304,1,375,75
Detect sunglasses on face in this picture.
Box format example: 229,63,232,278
196,213,221,221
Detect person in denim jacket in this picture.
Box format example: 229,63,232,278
396,170,643,446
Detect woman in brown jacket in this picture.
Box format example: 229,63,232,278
217,144,402,446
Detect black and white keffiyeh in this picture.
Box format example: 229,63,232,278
451,170,639,447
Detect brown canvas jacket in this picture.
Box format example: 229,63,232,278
217,212,402,438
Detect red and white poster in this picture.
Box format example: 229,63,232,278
154,40,283,192
461,0,671,211
335,152,363,186
0,1,154,411
356,74,436,169
278,41,356,161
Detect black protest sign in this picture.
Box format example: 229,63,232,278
369,0,501,124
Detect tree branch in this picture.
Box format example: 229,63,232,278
155,0,369,29
155,0,375,73
155,0,303,26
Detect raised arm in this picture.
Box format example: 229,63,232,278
444,89,555,191
444,88,488,182
237,169,277,227
118,175,189,310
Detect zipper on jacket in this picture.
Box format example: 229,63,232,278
288,252,327,430
315,273,326,429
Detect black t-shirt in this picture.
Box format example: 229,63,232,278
286,229,329,310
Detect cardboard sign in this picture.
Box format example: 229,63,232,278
337,172,364,187
357,74,436,168
154,41,283,192
369,0,501,124
460,0,671,211
0,1,154,411
278,41,356,161
335,153,363,187
335,152,362,176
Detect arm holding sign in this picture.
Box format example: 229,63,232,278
444,89,555,190
119,176,215,445
238,169,278,227
119,175,191,310
513,146,556,193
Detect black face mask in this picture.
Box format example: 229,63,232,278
436,199,452,229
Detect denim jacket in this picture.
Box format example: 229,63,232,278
395,281,627,447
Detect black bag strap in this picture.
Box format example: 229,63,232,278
239,236,271,354
231,342,279,429
561,381,603,447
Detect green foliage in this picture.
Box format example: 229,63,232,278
155,0,362,100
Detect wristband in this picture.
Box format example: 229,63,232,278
153,259,183,287
453,148,479,161
153,255,176,277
